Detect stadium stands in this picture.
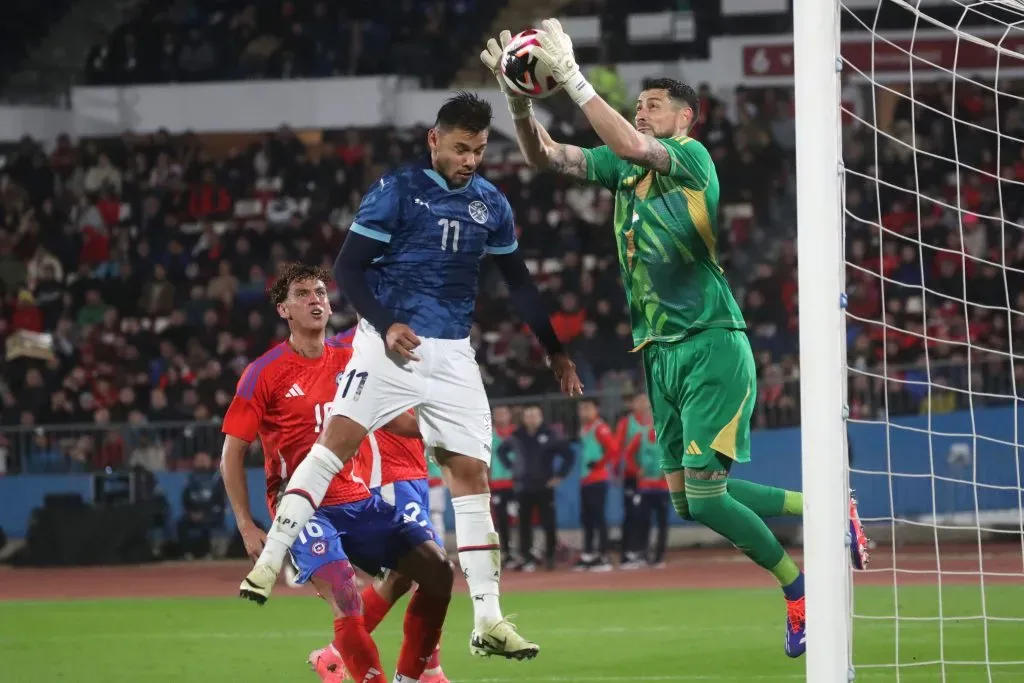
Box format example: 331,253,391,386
83,0,497,87
1,74,1020,473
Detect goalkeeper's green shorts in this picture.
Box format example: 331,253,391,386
641,328,756,472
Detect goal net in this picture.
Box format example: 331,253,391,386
804,0,1024,680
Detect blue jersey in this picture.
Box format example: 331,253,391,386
349,161,519,339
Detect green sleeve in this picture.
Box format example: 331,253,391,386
581,145,625,191
657,137,714,190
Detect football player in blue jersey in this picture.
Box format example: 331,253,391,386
241,92,583,662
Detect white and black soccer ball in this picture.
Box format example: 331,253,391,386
499,28,563,99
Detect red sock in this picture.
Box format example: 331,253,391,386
396,591,451,680
425,643,442,671
361,585,393,633
333,616,386,683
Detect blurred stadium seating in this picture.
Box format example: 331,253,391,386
81,0,496,87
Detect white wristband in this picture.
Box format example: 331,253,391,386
565,71,596,107
508,96,533,120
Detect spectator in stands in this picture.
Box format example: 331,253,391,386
497,405,574,571
177,451,226,559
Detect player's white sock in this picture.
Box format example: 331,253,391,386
259,444,344,571
452,493,503,629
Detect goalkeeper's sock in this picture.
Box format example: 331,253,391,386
260,443,343,570
726,479,803,517
684,478,794,584
780,570,805,601
452,493,503,630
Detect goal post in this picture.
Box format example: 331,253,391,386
794,0,854,681
797,0,1024,680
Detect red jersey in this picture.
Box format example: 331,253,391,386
222,335,373,513
373,428,428,486
615,412,650,479
579,418,618,486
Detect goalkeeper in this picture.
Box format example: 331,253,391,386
481,20,871,659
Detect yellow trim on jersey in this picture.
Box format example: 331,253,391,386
710,385,753,460
683,186,716,259
630,340,654,353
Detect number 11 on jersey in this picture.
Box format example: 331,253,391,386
439,218,460,252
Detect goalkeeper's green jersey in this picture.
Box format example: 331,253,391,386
581,136,745,348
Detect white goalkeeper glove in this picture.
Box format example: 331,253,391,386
531,18,596,107
480,30,533,121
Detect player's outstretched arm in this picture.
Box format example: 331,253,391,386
530,18,672,175
511,115,589,180
480,29,588,179
220,434,265,562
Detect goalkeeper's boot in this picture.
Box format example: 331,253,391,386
849,490,871,570
784,596,807,658
239,562,280,605
469,617,540,661
309,645,350,683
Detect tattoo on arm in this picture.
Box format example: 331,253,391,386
625,136,674,175
548,144,588,179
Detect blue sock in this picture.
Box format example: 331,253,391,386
782,572,805,601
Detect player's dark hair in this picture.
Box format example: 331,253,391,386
641,77,700,119
435,91,493,134
269,263,331,305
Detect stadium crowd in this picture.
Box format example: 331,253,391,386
82,0,491,88
0,76,1022,474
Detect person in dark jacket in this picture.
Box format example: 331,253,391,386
497,404,574,571
177,451,226,559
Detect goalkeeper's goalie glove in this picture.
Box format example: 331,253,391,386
531,18,596,107
480,30,533,121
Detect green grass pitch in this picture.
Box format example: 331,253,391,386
2,585,1022,682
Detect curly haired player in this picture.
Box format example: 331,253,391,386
483,20,871,659
221,264,451,683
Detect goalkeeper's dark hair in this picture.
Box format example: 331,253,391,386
435,91,493,133
269,263,332,304
641,77,700,119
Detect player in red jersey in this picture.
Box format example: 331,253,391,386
308,427,451,683
220,264,453,683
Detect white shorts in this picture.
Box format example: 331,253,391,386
333,319,492,464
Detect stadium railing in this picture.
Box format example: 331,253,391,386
1,356,1013,476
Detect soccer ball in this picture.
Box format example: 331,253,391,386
500,29,563,99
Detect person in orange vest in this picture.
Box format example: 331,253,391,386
573,399,619,571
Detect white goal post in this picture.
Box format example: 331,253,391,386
797,1,1024,682
794,0,852,679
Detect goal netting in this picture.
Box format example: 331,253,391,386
835,0,1024,680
